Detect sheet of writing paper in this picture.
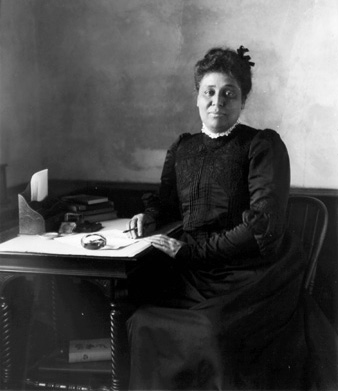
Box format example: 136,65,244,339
0,234,150,258
30,169,48,201
55,229,141,250
0,219,150,257
0,219,182,258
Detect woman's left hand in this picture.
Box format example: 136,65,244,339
145,234,184,258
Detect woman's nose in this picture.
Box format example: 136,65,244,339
212,93,225,107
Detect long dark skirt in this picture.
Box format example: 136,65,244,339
126,234,338,390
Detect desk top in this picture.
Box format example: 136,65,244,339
0,219,182,279
0,219,150,258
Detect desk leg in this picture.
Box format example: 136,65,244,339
0,273,26,390
0,295,11,389
110,302,121,391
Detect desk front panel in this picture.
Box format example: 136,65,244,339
0,252,143,279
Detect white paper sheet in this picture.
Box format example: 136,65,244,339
54,229,142,250
0,219,182,258
0,219,151,258
30,169,48,201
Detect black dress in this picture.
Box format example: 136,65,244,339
126,125,337,390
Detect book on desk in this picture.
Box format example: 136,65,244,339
62,194,119,223
17,168,120,235
61,194,109,206
63,201,115,214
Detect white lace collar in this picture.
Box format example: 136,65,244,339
201,121,239,139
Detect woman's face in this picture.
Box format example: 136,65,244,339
197,72,243,133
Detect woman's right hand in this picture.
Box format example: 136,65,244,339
126,213,156,239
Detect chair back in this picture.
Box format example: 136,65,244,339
285,195,328,294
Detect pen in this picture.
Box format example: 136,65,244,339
123,222,154,233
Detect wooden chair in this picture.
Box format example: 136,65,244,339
285,195,328,294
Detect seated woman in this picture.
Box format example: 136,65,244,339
126,46,337,390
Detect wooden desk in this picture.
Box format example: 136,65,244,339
0,219,182,390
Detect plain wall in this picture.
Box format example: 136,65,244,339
0,0,338,189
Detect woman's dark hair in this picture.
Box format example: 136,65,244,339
194,46,254,101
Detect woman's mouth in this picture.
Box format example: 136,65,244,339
209,112,226,118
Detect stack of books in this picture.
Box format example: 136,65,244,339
62,194,117,222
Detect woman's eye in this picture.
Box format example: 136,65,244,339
224,90,236,98
204,89,214,97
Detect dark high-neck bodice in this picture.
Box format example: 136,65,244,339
175,126,259,234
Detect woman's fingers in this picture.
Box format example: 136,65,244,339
145,234,167,247
126,214,156,238
145,235,183,258
126,214,143,238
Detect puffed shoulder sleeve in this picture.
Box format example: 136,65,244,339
143,133,190,224
176,129,290,264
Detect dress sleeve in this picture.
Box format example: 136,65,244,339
176,129,290,265
144,134,190,225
